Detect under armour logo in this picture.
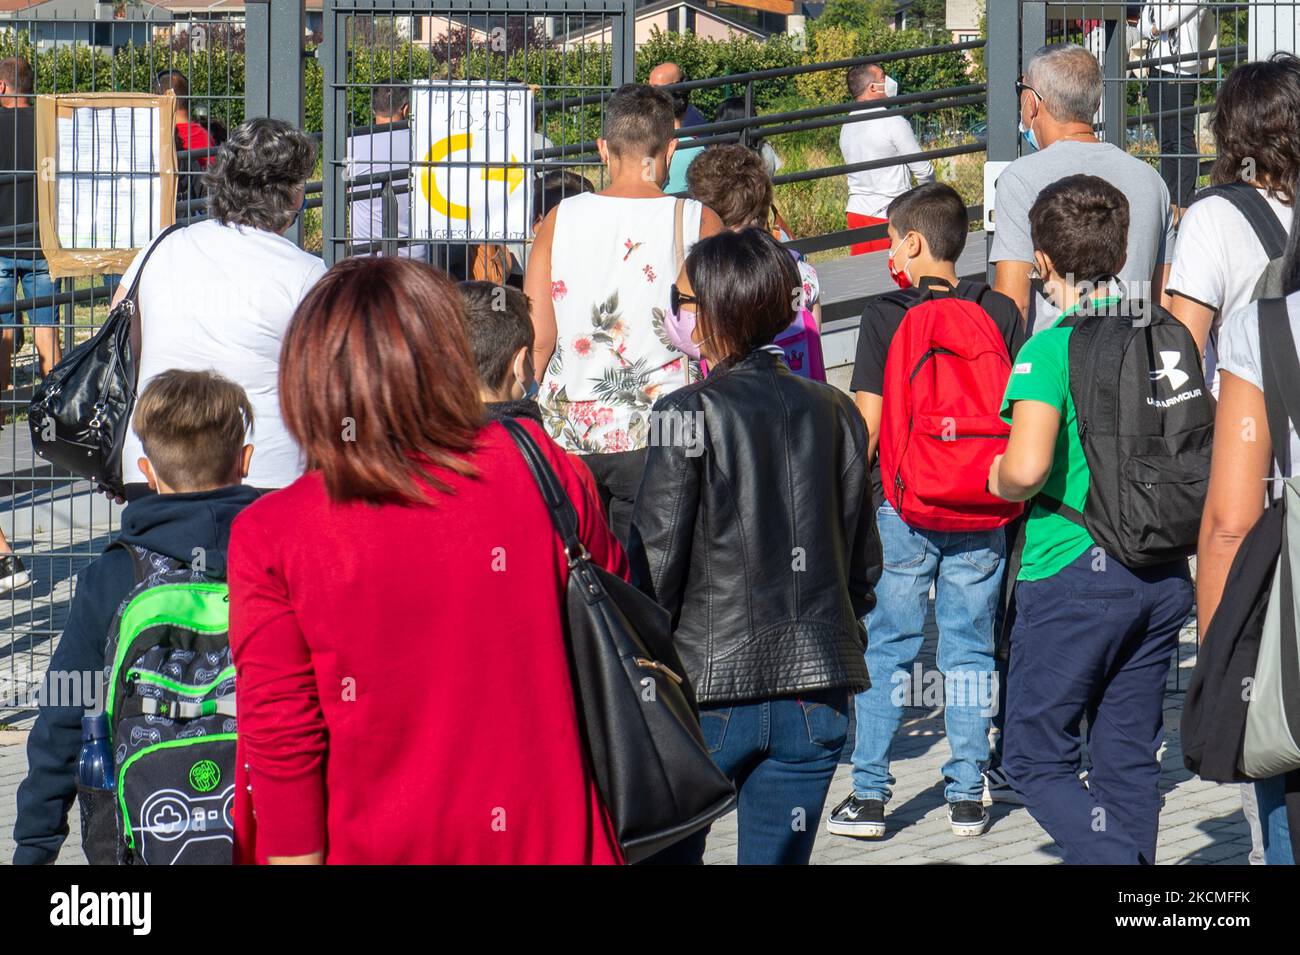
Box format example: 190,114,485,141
1150,351,1189,390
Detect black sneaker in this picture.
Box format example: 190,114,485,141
949,800,990,837
982,765,1023,805
0,554,29,593
826,794,886,839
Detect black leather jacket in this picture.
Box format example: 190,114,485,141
629,349,879,706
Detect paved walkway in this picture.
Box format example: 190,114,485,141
0,615,1253,866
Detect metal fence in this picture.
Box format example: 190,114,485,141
9,1,1296,713
0,4,260,721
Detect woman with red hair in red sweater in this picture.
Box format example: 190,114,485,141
227,257,625,864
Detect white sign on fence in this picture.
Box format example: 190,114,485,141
409,81,532,242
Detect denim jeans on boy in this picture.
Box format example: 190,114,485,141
1255,774,1296,865
0,256,58,327
698,688,849,864
1003,550,1192,865
851,503,1003,804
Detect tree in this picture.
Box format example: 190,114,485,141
812,0,894,33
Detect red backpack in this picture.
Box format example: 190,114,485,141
878,285,1023,532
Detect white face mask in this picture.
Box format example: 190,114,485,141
884,74,899,98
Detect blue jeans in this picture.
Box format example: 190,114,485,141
1255,774,1296,865
1003,550,1192,864
850,504,1003,803
699,689,849,864
0,256,58,327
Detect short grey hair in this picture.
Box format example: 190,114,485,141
1025,44,1102,125
204,118,317,232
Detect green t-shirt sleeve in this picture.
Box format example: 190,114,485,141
1000,330,1068,422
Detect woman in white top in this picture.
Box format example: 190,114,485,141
1167,54,1300,395
115,118,326,496
1139,3,1213,210
1198,196,1300,866
524,83,721,543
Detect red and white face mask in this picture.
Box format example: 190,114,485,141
887,235,914,291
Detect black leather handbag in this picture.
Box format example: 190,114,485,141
28,225,182,497
502,418,736,863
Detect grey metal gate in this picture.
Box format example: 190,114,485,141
0,3,259,720
318,0,636,267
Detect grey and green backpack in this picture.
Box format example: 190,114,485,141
80,544,237,865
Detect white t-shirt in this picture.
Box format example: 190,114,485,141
839,108,934,220
347,126,424,258
1217,289,1300,481
119,219,327,488
1166,188,1293,393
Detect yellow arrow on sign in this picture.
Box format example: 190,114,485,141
482,154,525,192
421,132,472,220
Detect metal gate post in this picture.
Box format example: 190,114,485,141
321,0,349,265
612,0,637,85
1102,15,1127,147
985,1,1027,281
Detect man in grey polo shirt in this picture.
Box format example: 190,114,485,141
992,43,1174,333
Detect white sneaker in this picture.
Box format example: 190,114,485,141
0,554,30,593
982,765,1023,805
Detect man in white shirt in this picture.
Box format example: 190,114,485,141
347,86,427,260
839,63,933,255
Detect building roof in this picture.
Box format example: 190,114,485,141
561,0,776,44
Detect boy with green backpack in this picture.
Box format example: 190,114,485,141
14,369,258,864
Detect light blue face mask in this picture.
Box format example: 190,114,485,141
1019,120,1040,152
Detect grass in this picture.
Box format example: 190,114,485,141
770,124,987,264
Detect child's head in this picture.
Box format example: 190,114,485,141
885,182,968,282
133,370,253,493
532,170,593,231
599,83,676,173
1029,173,1129,303
458,281,536,401
686,144,772,231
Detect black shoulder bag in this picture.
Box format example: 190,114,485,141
28,224,183,497
501,418,736,863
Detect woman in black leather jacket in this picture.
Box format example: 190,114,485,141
629,228,881,864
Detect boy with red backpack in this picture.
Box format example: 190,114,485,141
827,183,1025,840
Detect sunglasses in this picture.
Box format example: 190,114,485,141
670,285,698,315
1016,80,1041,102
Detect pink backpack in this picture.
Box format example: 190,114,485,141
773,308,826,382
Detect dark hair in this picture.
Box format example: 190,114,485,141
153,69,188,99
0,57,33,95
667,88,689,121
134,370,252,491
205,118,317,232
1210,52,1300,205
686,144,772,229
533,170,593,224
846,63,883,99
887,182,969,263
686,228,801,363
279,257,483,504
1029,174,1129,284
458,280,534,390
602,83,675,158
372,85,410,119
713,95,768,154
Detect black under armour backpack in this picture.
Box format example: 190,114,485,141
1038,299,1214,568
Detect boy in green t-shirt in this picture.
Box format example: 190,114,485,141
987,174,1193,865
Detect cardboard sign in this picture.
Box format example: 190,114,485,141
409,82,532,243
35,92,178,279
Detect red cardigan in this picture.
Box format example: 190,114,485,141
227,420,626,864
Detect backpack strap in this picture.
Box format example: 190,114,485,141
1259,296,1300,478
1193,183,1288,260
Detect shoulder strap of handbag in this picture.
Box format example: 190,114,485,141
1194,183,1288,260
499,417,588,562
124,223,185,385
672,198,685,274
1259,296,1300,481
